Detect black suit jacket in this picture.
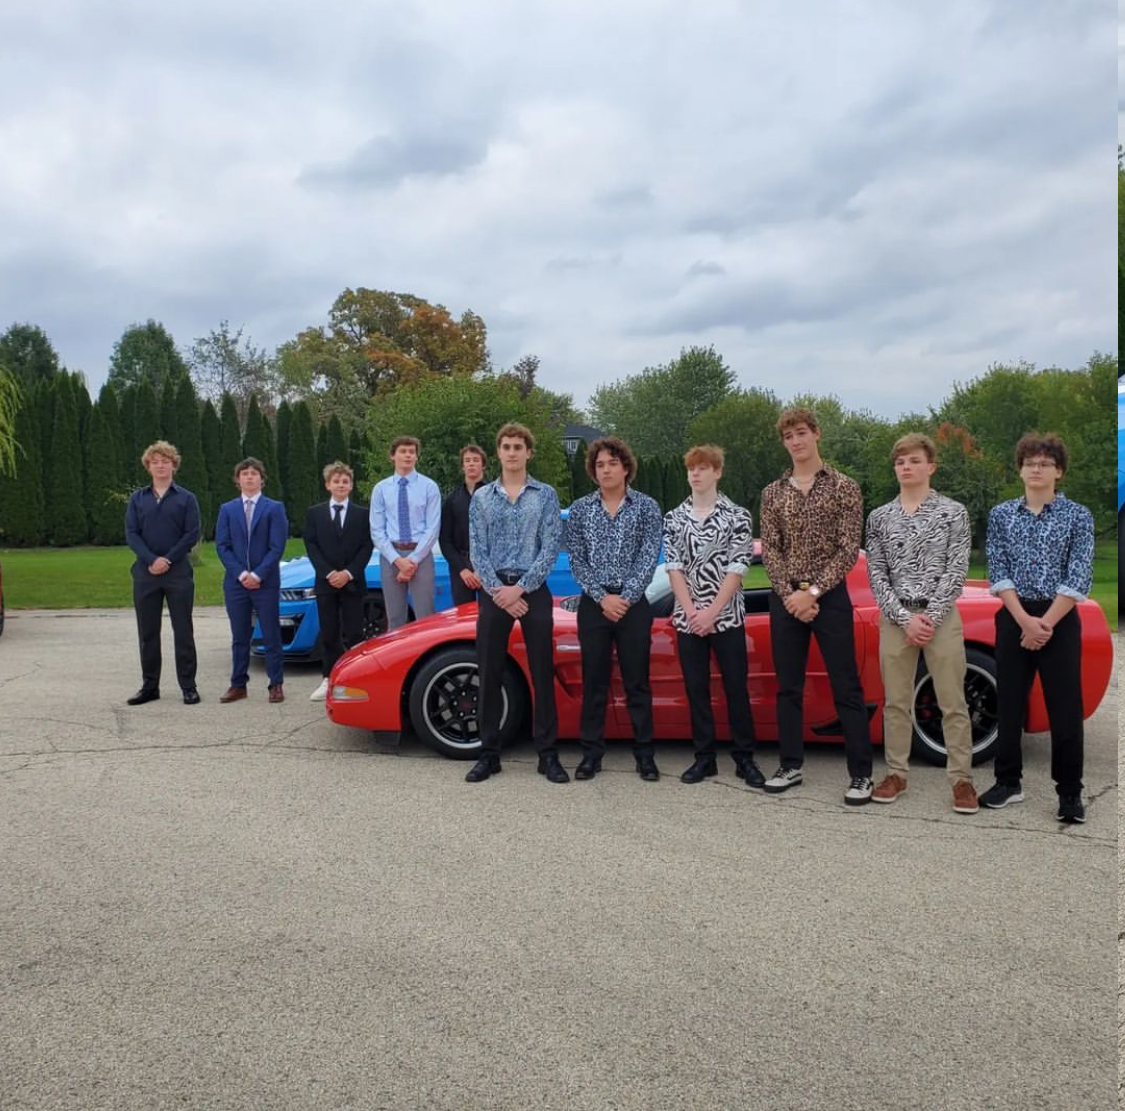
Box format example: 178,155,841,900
302,501,374,596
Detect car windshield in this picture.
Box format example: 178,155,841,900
645,563,672,604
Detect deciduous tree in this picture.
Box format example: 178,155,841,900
107,320,188,393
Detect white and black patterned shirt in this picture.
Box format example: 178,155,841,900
865,492,971,627
662,494,753,634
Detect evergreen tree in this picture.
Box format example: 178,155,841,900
47,375,87,544
174,376,209,530
71,373,93,532
218,392,243,502
117,384,137,486
349,428,367,488
262,416,280,503
569,441,595,503
0,323,60,387
36,377,55,467
200,400,224,538
242,395,269,464
158,372,179,444
315,421,328,471
0,392,46,543
285,401,319,533
275,400,292,499
86,388,125,544
133,378,160,485
325,414,348,466
663,455,690,511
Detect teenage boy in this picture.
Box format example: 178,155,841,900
215,457,288,703
663,445,763,787
464,423,564,784
440,444,487,606
123,440,201,706
304,462,375,701
759,407,875,805
565,436,663,781
865,433,977,813
369,436,441,630
980,433,1094,823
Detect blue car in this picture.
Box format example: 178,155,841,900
252,541,580,660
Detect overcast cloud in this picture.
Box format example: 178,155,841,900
0,0,1116,417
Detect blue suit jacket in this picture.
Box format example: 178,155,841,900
215,495,289,591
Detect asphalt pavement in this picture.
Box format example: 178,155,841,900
0,608,1118,1110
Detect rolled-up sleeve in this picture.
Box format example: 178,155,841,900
986,505,1015,596
1057,505,1094,601
724,506,752,576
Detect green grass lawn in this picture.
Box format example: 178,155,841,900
0,541,307,609
3,539,1117,629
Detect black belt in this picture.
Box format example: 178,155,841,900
496,569,526,586
899,598,929,608
600,585,623,595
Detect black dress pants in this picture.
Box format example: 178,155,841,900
993,602,1083,794
769,584,873,778
477,585,557,755
676,624,756,758
578,594,654,757
315,589,365,677
449,569,478,607
133,565,197,692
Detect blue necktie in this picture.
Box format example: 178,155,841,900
397,477,412,544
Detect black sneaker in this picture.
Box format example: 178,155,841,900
1056,795,1086,823
978,781,1024,809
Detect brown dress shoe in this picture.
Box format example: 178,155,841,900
219,686,247,703
952,780,979,814
871,773,907,803
268,684,285,703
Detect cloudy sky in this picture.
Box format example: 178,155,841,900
0,0,1115,417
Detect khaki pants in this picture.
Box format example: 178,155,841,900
879,612,972,783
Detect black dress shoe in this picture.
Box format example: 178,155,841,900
537,754,570,783
575,755,602,780
182,689,201,705
680,755,718,784
635,754,660,781
126,689,160,706
465,755,501,782
734,756,766,789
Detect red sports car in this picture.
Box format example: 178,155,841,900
326,549,1113,766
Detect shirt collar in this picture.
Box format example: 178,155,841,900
243,494,261,506
394,470,418,485
1018,493,1064,514
330,499,349,510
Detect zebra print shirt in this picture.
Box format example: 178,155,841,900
865,492,971,627
662,494,753,634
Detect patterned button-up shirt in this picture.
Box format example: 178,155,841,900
565,487,663,604
865,492,971,627
662,495,753,633
469,476,563,594
986,494,1093,602
760,465,863,598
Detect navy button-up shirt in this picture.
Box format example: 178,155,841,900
469,477,562,594
125,482,201,568
986,493,1094,602
564,487,662,604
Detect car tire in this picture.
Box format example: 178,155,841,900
362,592,388,640
910,647,998,767
408,646,527,760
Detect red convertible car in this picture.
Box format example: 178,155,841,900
326,549,1113,766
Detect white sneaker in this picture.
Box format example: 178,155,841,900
310,677,329,701
763,766,803,793
844,776,874,806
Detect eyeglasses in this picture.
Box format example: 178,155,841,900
1021,459,1058,471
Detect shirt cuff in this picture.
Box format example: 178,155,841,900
587,586,607,602
989,578,1016,596
664,559,684,571
725,560,748,576
1056,585,1087,603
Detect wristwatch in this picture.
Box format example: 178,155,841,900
808,584,822,599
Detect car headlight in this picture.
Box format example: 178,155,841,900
280,587,317,601
331,685,370,702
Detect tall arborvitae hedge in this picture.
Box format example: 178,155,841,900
158,371,179,445
569,440,595,504
47,375,88,545
325,415,347,468
348,428,368,489
0,387,46,544
218,392,242,501
242,395,269,466
87,387,125,544
133,378,160,485
663,455,689,511
315,422,328,472
173,376,208,530
275,401,292,498
285,400,319,532
199,400,223,538
117,384,137,485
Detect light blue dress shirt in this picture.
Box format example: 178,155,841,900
369,470,442,565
